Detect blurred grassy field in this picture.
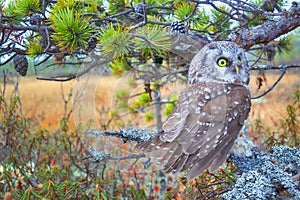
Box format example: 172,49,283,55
2,72,299,132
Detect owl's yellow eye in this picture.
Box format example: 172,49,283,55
217,58,228,67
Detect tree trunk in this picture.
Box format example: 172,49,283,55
154,89,163,130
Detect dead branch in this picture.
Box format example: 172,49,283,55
234,6,300,50
82,146,145,163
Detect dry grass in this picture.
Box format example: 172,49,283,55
249,71,300,127
2,72,299,131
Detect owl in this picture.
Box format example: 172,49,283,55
136,41,251,180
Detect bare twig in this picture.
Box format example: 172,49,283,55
82,146,145,162
251,65,287,99
250,64,300,71
36,58,112,81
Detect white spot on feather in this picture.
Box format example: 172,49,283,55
204,93,210,100
198,101,205,107
234,110,238,117
204,88,211,93
233,101,239,105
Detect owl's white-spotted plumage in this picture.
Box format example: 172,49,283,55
136,41,251,180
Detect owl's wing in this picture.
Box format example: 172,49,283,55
136,81,251,180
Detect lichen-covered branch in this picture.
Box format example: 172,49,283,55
87,127,158,143
82,146,145,163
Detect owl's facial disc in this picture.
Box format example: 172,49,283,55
213,49,248,83
188,41,249,85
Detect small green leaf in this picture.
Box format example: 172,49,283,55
137,93,151,104
115,89,129,100
115,119,125,127
276,36,292,54
145,111,154,122
109,109,118,118
164,94,177,116
110,58,131,75
27,37,43,56
108,0,127,14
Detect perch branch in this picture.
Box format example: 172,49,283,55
87,127,158,143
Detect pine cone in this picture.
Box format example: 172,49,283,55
29,13,44,25
170,21,186,34
134,3,145,14
13,54,28,76
153,55,164,64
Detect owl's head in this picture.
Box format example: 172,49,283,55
188,41,249,84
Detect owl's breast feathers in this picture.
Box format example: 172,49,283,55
136,81,251,179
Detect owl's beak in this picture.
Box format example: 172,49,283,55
235,65,240,74
226,65,240,74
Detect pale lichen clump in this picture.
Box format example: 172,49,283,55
222,146,300,199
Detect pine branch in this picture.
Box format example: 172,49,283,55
0,23,51,32
234,5,300,50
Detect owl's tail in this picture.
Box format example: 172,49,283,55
136,130,188,175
